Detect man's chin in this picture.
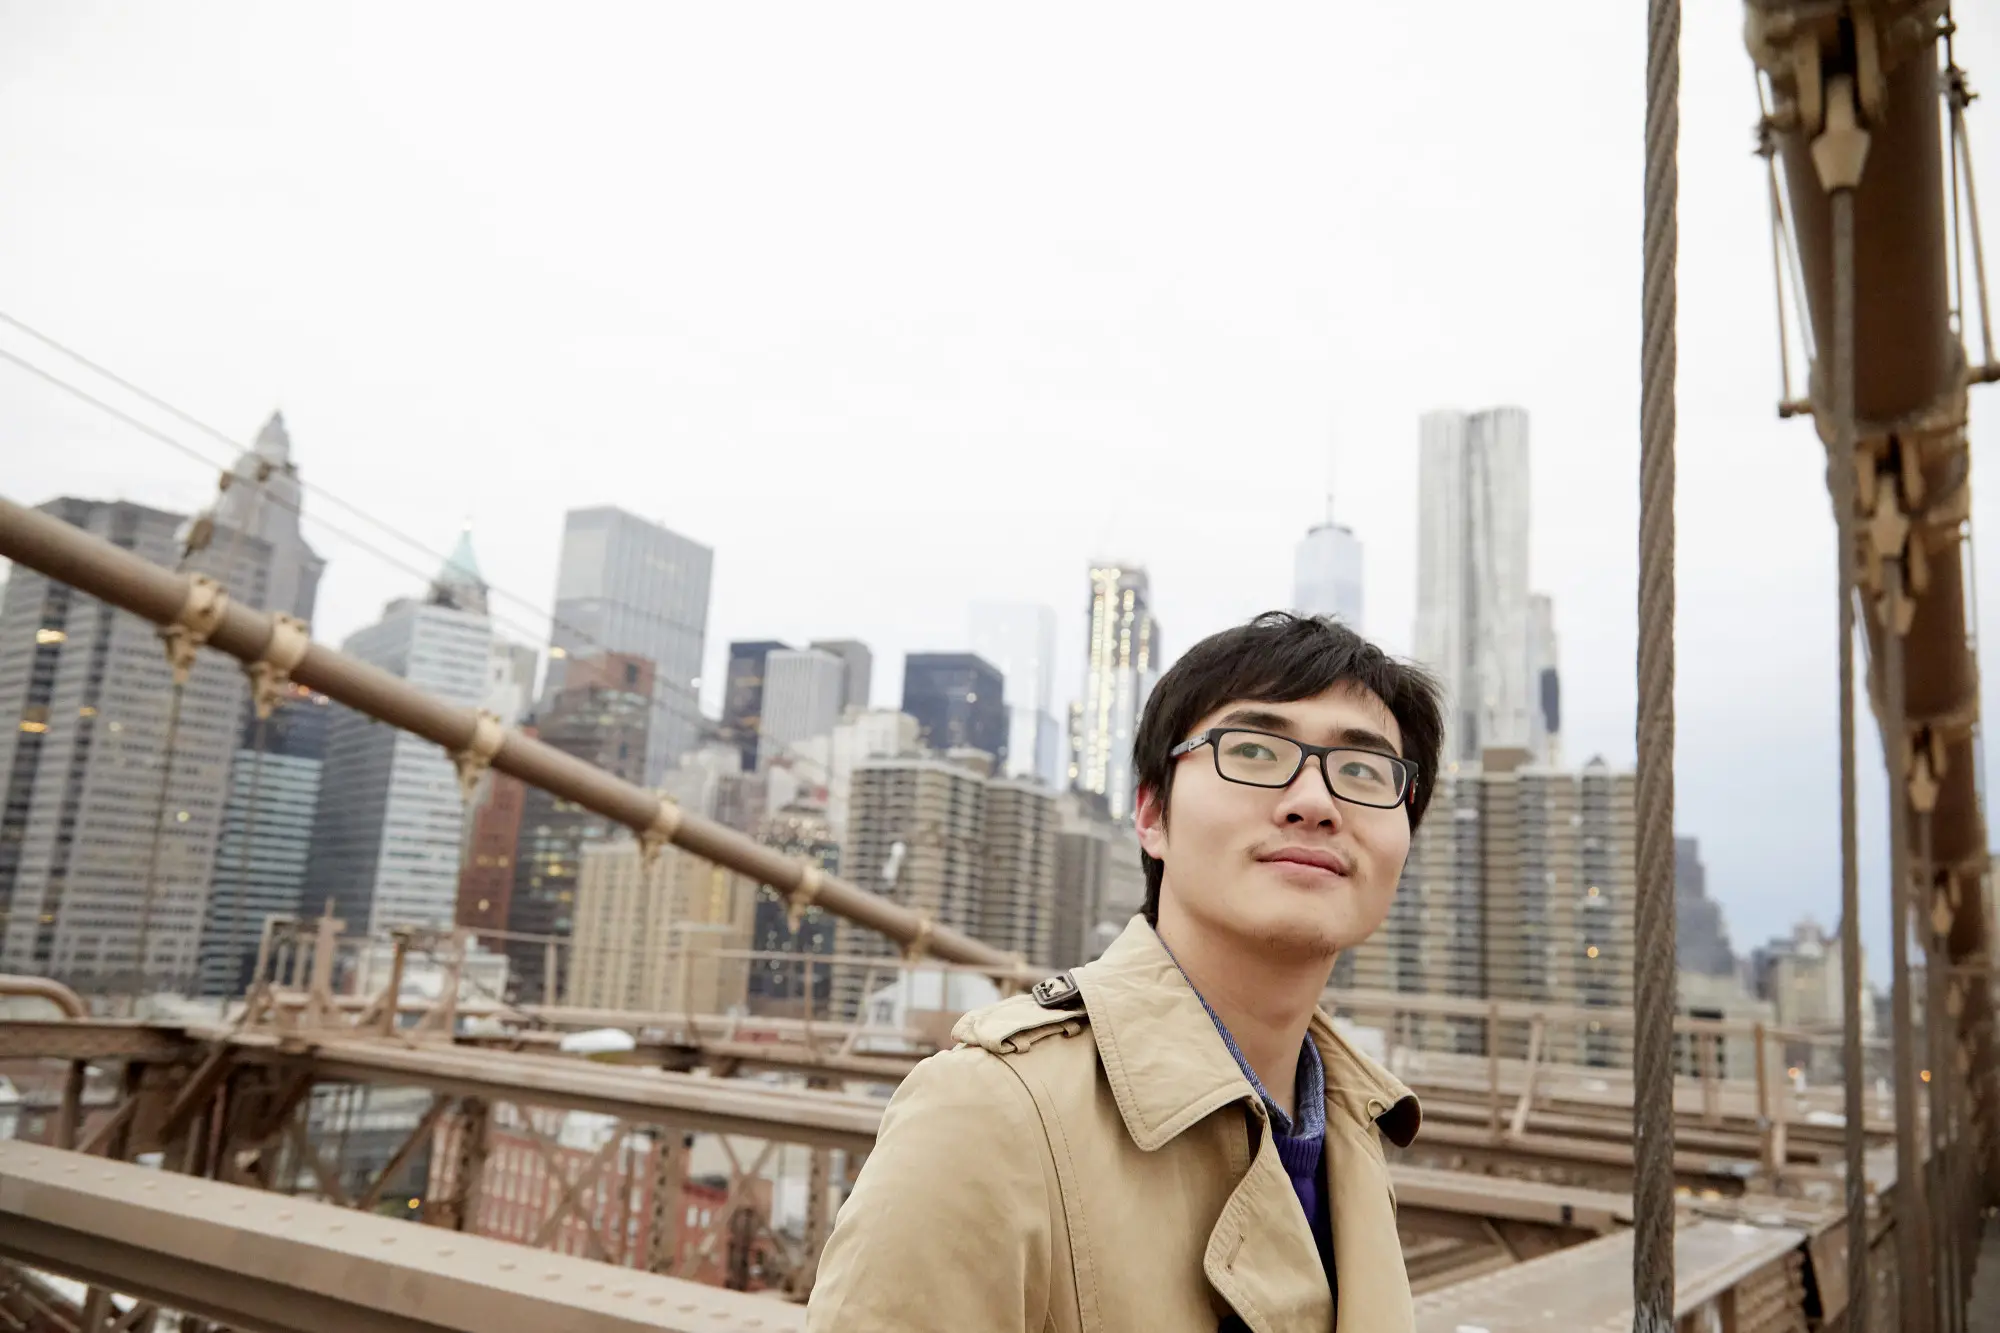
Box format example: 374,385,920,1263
1233,910,1368,963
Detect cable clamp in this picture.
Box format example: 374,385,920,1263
450,711,505,804
640,797,683,868
787,864,823,932
901,915,935,964
246,614,311,719
159,575,229,685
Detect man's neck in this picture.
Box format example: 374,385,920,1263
1154,906,1335,1123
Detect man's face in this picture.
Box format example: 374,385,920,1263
1135,684,1413,961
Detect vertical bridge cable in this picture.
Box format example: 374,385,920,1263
1829,182,1872,1333
1883,483,1932,1333
1811,65,1874,1331
1634,0,1679,1330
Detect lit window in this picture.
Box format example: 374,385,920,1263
17,721,47,734
1587,886,1600,898
35,628,66,645
79,706,96,718
175,811,190,823
477,898,490,912
1585,945,1600,959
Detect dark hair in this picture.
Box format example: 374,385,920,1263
1134,612,1445,924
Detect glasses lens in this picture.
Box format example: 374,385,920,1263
1213,731,1304,786
1327,749,1406,806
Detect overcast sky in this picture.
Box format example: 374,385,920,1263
4,3,1998,981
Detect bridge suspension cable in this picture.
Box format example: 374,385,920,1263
1633,1,1680,1329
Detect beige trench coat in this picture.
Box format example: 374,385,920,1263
807,917,1422,1332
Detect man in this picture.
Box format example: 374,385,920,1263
808,612,1445,1332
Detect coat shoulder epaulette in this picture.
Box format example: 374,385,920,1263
952,971,1090,1056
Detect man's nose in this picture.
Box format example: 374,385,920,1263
1279,754,1345,827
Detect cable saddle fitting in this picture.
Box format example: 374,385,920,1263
449,712,505,805
158,575,229,686
245,614,310,719
787,864,823,933
638,798,683,869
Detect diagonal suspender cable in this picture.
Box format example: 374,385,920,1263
1634,1,1679,1329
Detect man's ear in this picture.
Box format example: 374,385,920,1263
1135,784,1169,860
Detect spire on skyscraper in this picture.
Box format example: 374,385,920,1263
429,524,489,615
253,410,292,464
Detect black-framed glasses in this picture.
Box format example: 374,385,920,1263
1169,728,1416,809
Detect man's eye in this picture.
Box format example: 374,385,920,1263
1228,742,1277,760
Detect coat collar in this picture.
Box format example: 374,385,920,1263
1074,916,1421,1152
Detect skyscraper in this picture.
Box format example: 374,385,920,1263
980,779,1060,966
1413,408,1534,763
723,640,791,772
1344,751,1637,1067
507,653,655,1001
567,837,755,1015
304,544,492,939
1072,564,1161,820
758,648,847,770
832,757,990,1017
748,805,840,1015
485,639,540,728
1675,836,1736,976
0,499,271,991
808,639,873,713
1293,504,1364,631
546,507,713,782
212,411,325,625
1528,594,1561,766
197,686,330,996
901,653,1007,764
969,602,1061,787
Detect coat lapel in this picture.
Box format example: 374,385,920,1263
1200,1114,1334,1333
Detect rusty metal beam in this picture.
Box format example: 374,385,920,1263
0,1138,803,1333
224,1036,884,1155
0,1019,189,1063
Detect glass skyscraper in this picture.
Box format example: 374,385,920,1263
546,506,713,784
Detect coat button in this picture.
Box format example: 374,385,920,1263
1031,972,1078,1008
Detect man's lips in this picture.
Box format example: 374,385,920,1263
1257,847,1352,876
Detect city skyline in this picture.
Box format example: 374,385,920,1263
4,3,1987,977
